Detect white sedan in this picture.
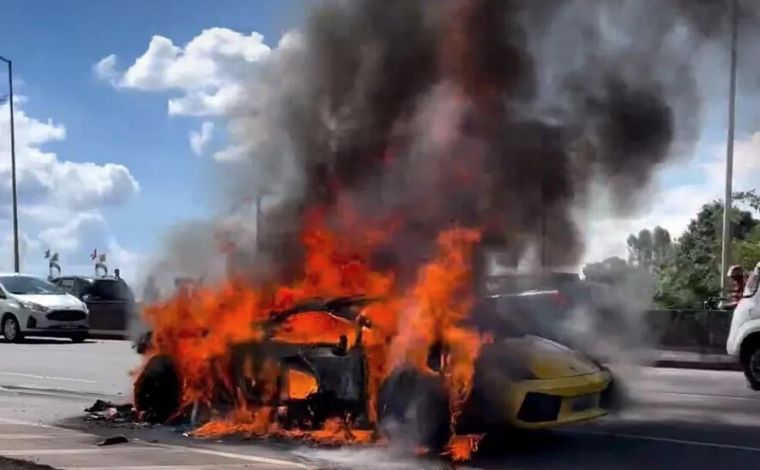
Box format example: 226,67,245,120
0,273,89,343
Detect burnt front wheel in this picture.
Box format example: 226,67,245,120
134,354,181,423
376,367,451,453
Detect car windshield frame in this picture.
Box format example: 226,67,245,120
0,275,65,295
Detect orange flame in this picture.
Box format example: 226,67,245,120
140,214,485,459
445,434,484,462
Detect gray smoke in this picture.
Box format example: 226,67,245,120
192,0,760,285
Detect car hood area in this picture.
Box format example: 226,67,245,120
495,335,601,379
12,294,86,310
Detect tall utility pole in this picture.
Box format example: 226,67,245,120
721,0,739,291
0,56,19,273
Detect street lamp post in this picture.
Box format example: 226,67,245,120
720,0,739,292
0,56,19,273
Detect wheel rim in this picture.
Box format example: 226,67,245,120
3,319,17,340
750,351,760,380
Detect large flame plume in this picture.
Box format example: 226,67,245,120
137,0,759,462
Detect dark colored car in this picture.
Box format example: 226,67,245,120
52,276,136,338
479,272,624,355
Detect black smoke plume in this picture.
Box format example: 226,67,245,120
204,0,760,283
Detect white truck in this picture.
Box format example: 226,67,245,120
727,262,760,388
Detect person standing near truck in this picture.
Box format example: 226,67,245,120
725,265,748,309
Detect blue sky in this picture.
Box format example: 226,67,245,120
1,0,759,283
0,0,307,279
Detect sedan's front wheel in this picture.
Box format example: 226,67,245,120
2,315,23,343
70,333,88,343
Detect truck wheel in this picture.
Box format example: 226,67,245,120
376,367,451,453
742,345,760,390
2,315,23,343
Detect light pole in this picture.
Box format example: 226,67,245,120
720,0,738,292
0,55,19,273
255,194,262,253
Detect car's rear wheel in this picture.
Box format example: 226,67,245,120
2,315,23,343
376,367,451,453
70,333,88,343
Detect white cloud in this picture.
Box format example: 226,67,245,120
94,54,119,85
189,121,215,156
97,28,276,117
97,27,306,171
0,105,139,211
0,99,141,279
212,144,247,163
582,132,760,264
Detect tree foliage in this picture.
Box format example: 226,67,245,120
626,226,672,270
585,191,760,309
583,256,631,284
655,199,758,308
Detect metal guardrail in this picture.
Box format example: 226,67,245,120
645,309,732,353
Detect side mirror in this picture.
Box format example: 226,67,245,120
0,291,6,299
82,294,92,302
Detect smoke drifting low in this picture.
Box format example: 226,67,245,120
180,0,759,284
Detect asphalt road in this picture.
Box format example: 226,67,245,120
1,339,760,469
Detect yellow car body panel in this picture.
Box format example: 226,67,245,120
474,335,613,429
506,370,612,428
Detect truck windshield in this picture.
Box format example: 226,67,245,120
87,280,134,301
745,270,760,298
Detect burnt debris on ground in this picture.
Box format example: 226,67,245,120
96,435,130,446
84,400,139,426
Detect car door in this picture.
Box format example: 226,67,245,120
85,280,130,336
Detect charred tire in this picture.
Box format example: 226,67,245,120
741,342,760,391
134,354,181,423
1,314,23,343
376,367,451,452
70,333,88,343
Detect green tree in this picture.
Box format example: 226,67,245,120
735,226,760,271
583,256,631,284
627,226,671,270
735,189,760,212
653,226,672,266
656,200,758,308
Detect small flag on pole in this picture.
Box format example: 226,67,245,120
44,249,51,259
90,249,97,261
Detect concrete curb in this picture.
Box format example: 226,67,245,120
652,359,742,371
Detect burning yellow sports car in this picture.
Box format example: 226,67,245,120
464,335,613,430
136,294,617,458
